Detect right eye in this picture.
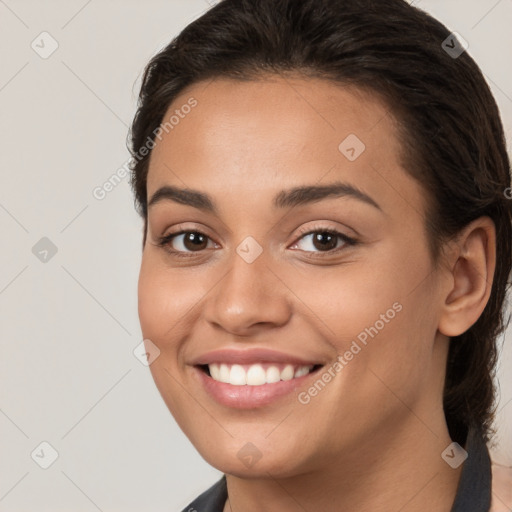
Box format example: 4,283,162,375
156,230,218,257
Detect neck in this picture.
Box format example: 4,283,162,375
223,415,463,512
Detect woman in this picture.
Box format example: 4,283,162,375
128,0,512,510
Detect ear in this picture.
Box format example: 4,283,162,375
438,216,496,337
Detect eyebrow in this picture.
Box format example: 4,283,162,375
147,181,382,213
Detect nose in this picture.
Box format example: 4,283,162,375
203,249,292,336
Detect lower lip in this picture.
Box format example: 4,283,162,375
193,366,321,409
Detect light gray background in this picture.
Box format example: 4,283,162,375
0,1,511,510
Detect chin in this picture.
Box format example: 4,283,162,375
195,439,311,479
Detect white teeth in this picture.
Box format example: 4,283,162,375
266,366,281,383
230,364,247,385
219,364,230,383
246,364,267,385
294,366,310,378
280,364,294,381
206,363,315,385
209,363,220,381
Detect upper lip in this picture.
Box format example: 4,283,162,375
190,348,326,366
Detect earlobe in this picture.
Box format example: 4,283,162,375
438,216,496,338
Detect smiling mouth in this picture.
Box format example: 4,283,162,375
197,363,324,386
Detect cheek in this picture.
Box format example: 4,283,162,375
287,257,407,345
340,256,437,401
303,244,436,381
137,257,200,427
137,256,202,343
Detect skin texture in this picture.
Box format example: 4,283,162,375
137,75,496,511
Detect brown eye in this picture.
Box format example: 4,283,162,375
291,228,356,254
310,232,338,251
157,230,215,256
181,232,209,251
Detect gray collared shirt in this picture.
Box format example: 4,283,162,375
181,426,492,511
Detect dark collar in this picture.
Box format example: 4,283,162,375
182,426,491,512
450,425,492,511
181,473,227,512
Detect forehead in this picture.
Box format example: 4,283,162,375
146,75,423,214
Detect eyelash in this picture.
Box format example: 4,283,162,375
156,224,358,259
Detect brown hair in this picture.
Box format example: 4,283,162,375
128,0,512,445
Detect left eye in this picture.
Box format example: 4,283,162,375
290,229,356,253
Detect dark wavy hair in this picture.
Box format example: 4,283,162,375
128,0,512,445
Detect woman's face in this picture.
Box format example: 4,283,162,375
138,76,451,476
